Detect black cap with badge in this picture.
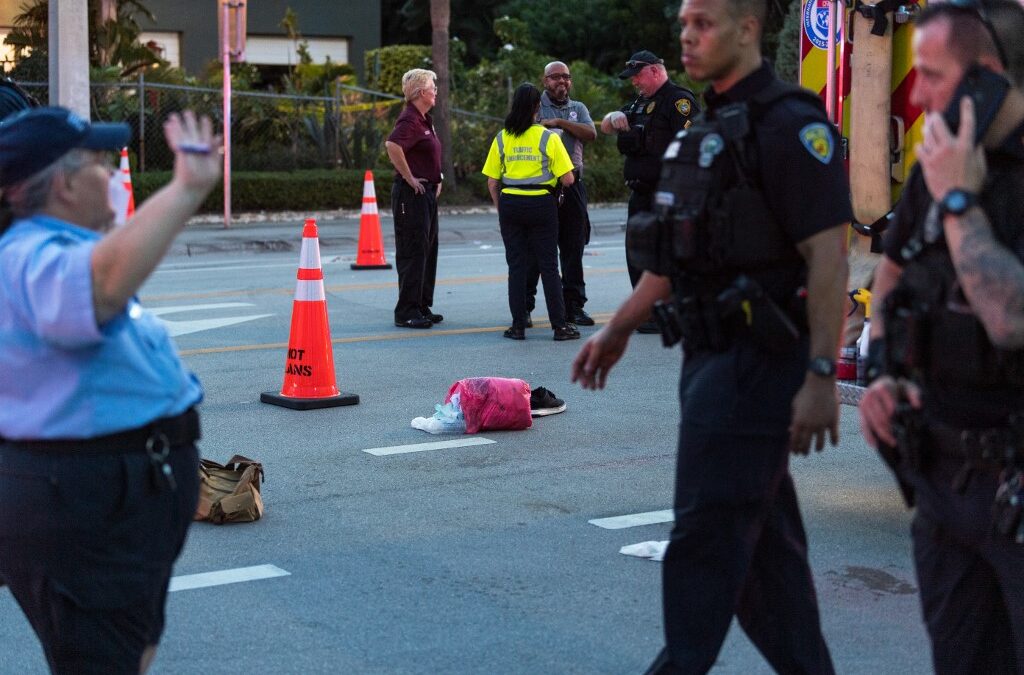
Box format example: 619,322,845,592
618,50,664,79
0,107,130,188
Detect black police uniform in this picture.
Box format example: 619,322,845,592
619,79,698,288
880,119,1024,674
637,62,850,673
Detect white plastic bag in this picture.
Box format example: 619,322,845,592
411,392,466,434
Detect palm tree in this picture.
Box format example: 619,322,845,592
430,0,455,185
4,0,162,76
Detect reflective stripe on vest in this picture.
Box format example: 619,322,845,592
495,128,555,186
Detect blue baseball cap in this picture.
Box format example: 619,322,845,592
0,106,130,188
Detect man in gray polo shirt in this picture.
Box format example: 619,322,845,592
525,60,597,327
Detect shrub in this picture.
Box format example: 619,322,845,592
133,169,384,213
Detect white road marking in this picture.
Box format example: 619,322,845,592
148,302,273,337
363,436,496,456
169,564,290,592
588,509,674,530
148,302,255,315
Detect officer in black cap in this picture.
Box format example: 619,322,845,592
601,50,698,333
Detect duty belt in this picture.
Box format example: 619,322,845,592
927,418,1024,469
0,407,201,455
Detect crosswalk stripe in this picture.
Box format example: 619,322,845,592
362,436,496,456
588,509,674,530
169,564,290,592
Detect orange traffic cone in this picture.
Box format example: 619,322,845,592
119,147,135,218
261,219,359,410
351,170,392,270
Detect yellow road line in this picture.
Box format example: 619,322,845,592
178,314,614,357
144,268,626,302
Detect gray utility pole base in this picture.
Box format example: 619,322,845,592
260,391,360,410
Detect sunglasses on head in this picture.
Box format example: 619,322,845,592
941,0,1009,67
625,59,663,70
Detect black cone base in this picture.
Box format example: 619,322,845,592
260,391,360,410
351,262,392,270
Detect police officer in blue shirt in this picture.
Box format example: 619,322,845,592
0,107,221,674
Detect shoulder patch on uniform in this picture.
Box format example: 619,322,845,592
798,123,833,164
675,98,691,116
646,101,656,114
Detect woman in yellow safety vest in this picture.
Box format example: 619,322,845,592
482,83,579,341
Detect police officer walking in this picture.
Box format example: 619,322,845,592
859,2,1024,671
574,0,851,670
601,50,697,332
0,108,221,672
524,61,598,328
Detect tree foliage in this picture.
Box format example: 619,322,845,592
4,0,163,77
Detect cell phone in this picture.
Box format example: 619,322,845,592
943,65,1010,144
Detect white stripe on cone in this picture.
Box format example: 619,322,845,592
362,176,377,200
294,280,326,301
299,236,322,270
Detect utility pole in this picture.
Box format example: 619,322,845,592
219,0,247,228
49,0,90,118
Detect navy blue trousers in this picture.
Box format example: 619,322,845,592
652,341,835,674
626,188,654,289
0,441,198,674
903,444,1024,674
498,192,566,329
525,177,590,314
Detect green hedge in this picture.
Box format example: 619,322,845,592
133,169,395,213
132,161,628,214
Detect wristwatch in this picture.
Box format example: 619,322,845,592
938,189,978,217
808,356,836,378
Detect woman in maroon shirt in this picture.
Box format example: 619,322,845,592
385,68,444,329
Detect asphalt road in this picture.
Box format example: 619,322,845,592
0,207,931,673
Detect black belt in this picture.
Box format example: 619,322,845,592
1,408,201,456
928,420,1023,468
394,177,440,190
625,179,654,193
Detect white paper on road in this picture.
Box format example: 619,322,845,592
362,436,496,456
619,540,668,562
169,564,290,592
588,509,674,529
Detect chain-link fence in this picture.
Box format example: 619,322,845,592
19,77,502,177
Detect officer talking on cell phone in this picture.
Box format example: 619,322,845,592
859,1,1024,671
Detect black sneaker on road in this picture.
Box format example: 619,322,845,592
530,387,566,417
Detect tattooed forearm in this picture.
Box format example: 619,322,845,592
945,208,1024,348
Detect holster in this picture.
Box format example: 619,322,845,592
878,401,923,507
